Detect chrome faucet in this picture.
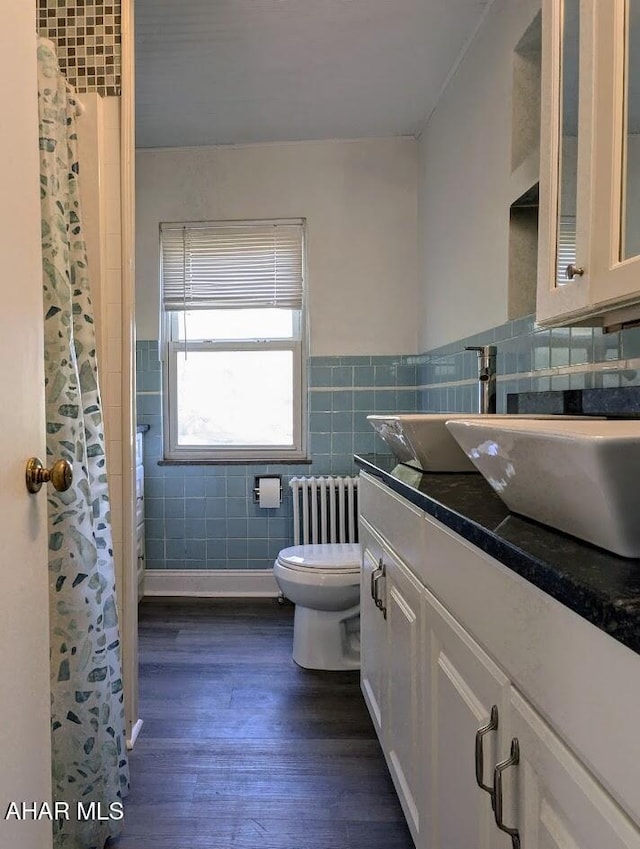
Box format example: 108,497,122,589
465,345,497,414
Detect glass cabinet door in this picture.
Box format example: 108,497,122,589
620,1,640,262
538,0,640,327
582,0,640,320
537,0,593,325
556,0,580,288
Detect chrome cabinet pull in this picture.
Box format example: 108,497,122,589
373,560,386,619
370,569,378,601
475,705,499,807
370,559,383,602
494,738,520,849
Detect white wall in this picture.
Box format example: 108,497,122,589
136,137,419,356
418,0,541,351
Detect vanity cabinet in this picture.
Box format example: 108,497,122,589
537,0,640,329
359,470,640,849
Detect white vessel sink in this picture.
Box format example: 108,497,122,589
367,413,589,473
445,418,640,557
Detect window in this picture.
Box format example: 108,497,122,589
161,219,307,461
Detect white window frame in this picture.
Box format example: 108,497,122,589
161,219,308,463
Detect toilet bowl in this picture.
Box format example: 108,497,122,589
273,542,361,671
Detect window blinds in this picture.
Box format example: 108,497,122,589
161,220,304,311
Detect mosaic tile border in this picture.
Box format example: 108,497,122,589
37,0,122,96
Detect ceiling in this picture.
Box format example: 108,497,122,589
135,0,492,149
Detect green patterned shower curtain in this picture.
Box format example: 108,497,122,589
37,37,129,849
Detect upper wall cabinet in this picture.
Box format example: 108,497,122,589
537,0,640,329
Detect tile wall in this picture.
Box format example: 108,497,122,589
417,315,640,412
36,0,121,96
137,315,640,572
136,341,417,571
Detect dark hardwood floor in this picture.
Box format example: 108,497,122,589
110,598,414,849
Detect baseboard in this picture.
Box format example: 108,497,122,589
126,718,144,751
142,568,280,598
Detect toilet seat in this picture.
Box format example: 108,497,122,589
276,543,360,575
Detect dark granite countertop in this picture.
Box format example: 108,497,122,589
355,453,640,656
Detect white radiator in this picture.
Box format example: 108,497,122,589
289,476,360,545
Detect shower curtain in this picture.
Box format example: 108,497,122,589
37,37,129,849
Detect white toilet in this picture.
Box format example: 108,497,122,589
273,542,361,671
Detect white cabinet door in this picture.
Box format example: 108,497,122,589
385,549,424,843
507,689,640,849
425,590,512,849
360,526,387,739
538,0,640,327
537,0,594,326
360,519,425,845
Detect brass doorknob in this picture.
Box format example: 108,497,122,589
26,457,73,494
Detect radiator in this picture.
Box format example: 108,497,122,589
289,476,360,546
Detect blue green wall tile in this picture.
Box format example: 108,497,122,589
354,390,375,411
354,366,374,385
184,518,206,539
622,327,640,359
139,321,640,573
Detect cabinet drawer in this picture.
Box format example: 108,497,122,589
360,472,428,572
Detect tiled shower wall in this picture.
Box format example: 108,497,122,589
137,315,640,572
37,0,122,96
136,342,417,571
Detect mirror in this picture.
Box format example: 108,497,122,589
622,0,640,260
555,0,579,287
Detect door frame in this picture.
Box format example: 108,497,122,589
120,0,142,748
